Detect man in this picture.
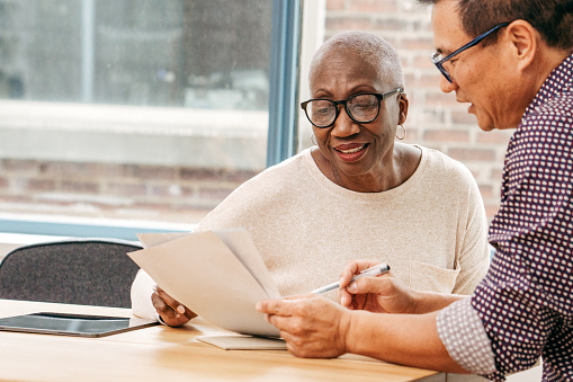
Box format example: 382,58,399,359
257,1,573,381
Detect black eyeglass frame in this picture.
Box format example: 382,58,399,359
431,22,510,83
300,88,403,128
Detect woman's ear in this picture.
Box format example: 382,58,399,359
398,92,409,125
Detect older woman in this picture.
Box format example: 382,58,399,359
131,31,490,326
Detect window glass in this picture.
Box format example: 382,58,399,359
0,0,272,225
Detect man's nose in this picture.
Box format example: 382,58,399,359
439,75,458,93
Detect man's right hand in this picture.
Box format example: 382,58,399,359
338,259,418,314
152,285,197,326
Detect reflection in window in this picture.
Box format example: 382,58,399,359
0,0,271,110
0,0,273,226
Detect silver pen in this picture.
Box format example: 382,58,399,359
311,263,391,295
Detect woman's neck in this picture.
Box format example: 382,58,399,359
311,143,421,193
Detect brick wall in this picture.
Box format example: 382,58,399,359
324,0,512,220
0,158,257,224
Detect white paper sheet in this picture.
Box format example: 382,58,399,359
130,229,281,338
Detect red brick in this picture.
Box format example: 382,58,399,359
404,72,442,88
425,92,459,106
412,54,436,69
411,20,433,33
423,129,470,142
130,165,175,180
492,169,504,180
225,169,259,183
485,204,501,220
468,168,480,179
107,183,147,196
179,185,197,197
410,108,447,124
15,178,56,191
102,163,133,178
479,185,493,198
40,161,103,177
372,19,408,31
452,111,478,125
326,0,346,11
149,185,181,196
476,130,513,144
1,159,39,173
0,194,33,203
448,148,496,161
326,17,373,30
129,201,172,211
176,203,215,215
401,129,418,141
198,187,234,200
180,168,223,181
349,0,397,13
61,180,100,194
402,37,435,50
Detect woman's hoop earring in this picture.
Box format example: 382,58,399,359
395,124,406,140
311,134,317,146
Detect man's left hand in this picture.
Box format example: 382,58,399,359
256,294,351,358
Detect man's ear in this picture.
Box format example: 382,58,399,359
505,20,538,71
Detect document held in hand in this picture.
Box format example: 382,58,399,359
129,229,281,338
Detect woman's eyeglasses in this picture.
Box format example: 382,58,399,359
301,88,403,128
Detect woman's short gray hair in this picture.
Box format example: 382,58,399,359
309,31,405,89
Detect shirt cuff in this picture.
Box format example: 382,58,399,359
437,298,497,375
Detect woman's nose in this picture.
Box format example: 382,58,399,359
332,107,360,137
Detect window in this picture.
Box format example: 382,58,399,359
0,0,282,233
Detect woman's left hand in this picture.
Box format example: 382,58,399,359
256,294,351,358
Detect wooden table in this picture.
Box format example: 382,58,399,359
0,299,445,382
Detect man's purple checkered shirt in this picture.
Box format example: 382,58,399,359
436,53,573,382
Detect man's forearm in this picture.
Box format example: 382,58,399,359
343,310,469,373
411,291,468,314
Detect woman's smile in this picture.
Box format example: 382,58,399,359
333,143,369,162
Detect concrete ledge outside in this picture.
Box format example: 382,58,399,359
0,100,268,171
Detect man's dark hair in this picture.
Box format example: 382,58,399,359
419,0,573,50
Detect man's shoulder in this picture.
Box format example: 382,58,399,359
523,54,573,127
532,90,573,119
519,89,573,141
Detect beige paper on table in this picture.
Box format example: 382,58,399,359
129,229,281,338
197,335,287,350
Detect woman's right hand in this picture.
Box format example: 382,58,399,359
338,259,418,314
152,285,197,326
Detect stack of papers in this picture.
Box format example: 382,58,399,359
129,229,282,338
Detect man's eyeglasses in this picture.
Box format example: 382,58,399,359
431,22,510,83
300,88,403,128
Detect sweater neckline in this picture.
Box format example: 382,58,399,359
301,145,428,202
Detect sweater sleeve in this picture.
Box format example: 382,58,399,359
130,269,160,321
451,166,491,295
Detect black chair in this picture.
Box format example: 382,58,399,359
0,238,143,308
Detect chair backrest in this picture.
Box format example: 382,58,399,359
0,238,143,308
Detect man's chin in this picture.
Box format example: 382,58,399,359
474,114,496,132
477,122,496,132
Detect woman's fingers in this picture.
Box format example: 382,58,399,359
152,285,196,326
